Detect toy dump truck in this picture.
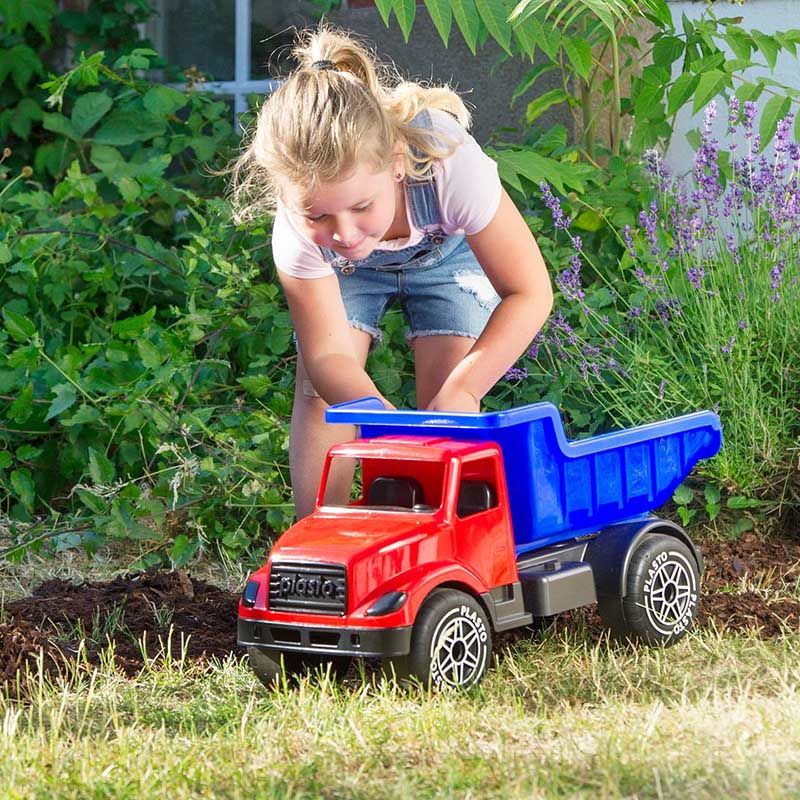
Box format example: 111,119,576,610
239,398,722,689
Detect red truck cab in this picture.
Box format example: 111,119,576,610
239,434,530,686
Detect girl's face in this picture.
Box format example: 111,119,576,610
285,159,401,261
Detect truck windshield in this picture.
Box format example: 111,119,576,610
320,456,444,513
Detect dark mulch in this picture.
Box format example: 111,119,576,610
2,534,800,696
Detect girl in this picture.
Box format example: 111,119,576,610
230,27,553,520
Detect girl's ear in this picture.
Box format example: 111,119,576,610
392,146,406,182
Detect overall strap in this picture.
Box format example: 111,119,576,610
404,109,444,231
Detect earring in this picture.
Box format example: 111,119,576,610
395,172,404,182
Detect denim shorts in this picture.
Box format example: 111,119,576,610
333,234,501,345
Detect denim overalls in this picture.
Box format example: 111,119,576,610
317,110,500,345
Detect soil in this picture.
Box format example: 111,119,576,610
2,533,799,697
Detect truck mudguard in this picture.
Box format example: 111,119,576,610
326,398,722,557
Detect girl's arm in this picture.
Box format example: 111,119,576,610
279,272,388,405
427,188,554,411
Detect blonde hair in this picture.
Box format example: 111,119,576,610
228,26,471,222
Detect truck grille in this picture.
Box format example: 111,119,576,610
268,562,347,615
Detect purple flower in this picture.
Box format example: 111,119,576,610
623,224,636,258
505,366,529,382
540,182,569,230
738,319,749,330
720,336,736,357
771,259,785,289
727,96,740,135
556,253,586,302
743,101,757,137
687,265,705,289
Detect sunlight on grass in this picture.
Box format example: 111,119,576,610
2,626,800,798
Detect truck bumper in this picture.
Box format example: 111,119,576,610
237,617,412,658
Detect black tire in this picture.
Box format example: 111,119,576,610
384,589,492,689
601,533,700,644
247,647,352,689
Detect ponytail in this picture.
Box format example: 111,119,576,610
228,25,471,222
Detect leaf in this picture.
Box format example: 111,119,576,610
751,30,779,70
42,112,81,142
451,0,482,54
490,148,589,194
10,468,35,512
562,35,593,81
652,35,684,68
704,484,721,505
71,91,113,137
93,110,166,146
692,69,728,114
44,383,78,422
727,496,764,509
526,88,572,124
731,517,754,535
511,63,557,105
424,0,453,46
0,243,12,265
374,0,393,26
8,384,33,424
475,0,513,55
573,209,603,232
170,534,200,568
393,0,417,40
0,451,10,470
759,95,791,150
76,488,106,514
111,307,156,339
0,44,44,92
0,0,55,39
672,483,694,506
3,308,36,342
9,97,43,139
238,375,272,397
136,339,165,369
142,85,187,116
61,405,101,427
88,447,116,485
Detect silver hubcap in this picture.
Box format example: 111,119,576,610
644,551,697,635
429,609,486,688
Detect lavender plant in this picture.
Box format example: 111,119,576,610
529,100,799,498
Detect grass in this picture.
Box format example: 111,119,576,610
3,622,800,799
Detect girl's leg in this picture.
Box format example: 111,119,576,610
412,334,476,409
289,328,374,521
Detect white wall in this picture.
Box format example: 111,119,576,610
665,0,799,173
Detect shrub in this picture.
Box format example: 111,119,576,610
519,100,799,504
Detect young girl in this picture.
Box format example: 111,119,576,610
230,27,553,520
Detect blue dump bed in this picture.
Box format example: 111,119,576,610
326,398,722,555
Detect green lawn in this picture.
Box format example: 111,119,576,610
2,621,799,799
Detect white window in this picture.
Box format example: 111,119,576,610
145,1,345,123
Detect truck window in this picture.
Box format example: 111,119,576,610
321,456,443,513
457,480,498,517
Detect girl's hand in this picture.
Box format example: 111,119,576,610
425,385,480,413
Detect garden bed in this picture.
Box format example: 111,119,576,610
2,534,799,697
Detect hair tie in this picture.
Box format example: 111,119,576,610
311,59,337,71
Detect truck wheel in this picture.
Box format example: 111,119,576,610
247,647,351,689
386,589,492,689
602,534,700,644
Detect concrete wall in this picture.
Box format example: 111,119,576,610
323,5,573,144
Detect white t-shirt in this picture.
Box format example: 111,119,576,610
272,109,502,279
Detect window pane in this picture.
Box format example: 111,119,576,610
250,0,314,79
161,0,235,81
